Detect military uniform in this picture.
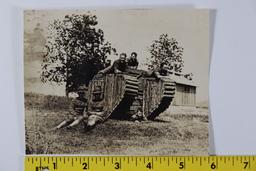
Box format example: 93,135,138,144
53,94,88,130
127,58,139,69
130,110,147,122
68,97,87,119
112,59,127,73
158,68,168,76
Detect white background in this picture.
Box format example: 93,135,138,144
1,0,256,170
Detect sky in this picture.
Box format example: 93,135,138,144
24,8,209,102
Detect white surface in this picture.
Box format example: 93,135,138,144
1,0,256,170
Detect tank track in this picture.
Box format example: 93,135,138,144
147,80,176,120
108,75,139,119
124,75,139,96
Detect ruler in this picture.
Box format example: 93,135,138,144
25,156,256,171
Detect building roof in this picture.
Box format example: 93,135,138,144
169,74,197,87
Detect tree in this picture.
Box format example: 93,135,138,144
147,34,184,73
41,13,116,95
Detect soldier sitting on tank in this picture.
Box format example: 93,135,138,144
127,52,139,69
153,62,169,78
97,53,127,76
137,62,169,79
53,91,88,130
112,53,128,73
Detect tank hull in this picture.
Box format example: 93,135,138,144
143,77,176,119
84,70,176,127
86,74,139,124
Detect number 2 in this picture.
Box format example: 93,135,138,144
82,162,88,170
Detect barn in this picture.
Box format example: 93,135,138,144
170,74,197,106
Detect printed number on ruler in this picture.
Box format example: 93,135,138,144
25,156,256,171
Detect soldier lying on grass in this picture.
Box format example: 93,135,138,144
53,91,88,130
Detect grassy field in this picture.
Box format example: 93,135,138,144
25,93,209,155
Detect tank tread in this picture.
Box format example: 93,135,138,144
147,80,176,120
125,77,139,96
108,75,139,119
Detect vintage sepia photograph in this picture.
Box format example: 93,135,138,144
24,8,209,155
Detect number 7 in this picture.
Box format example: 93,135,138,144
244,161,248,169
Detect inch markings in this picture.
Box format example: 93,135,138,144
25,156,256,171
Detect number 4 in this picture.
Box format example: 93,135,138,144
146,162,152,169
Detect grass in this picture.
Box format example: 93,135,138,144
25,93,209,155
25,92,72,111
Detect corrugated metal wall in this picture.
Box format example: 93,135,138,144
172,83,196,106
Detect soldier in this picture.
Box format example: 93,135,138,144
112,53,127,73
154,62,169,78
96,53,127,76
130,108,147,122
127,52,139,69
85,111,104,130
53,91,88,130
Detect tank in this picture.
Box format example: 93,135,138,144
83,69,176,128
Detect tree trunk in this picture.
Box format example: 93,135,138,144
65,83,69,97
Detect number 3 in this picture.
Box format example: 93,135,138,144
115,162,120,169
